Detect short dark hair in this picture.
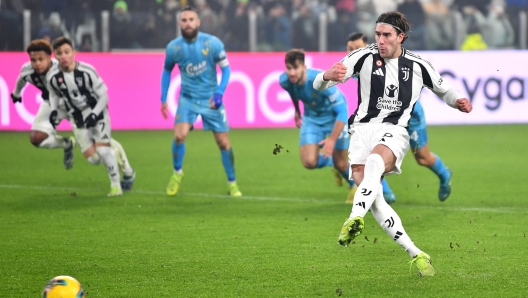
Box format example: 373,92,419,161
347,32,367,43
26,39,52,56
180,5,199,16
52,36,74,50
376,11,411,44
285,49,305,66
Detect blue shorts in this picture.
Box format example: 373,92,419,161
175,98,229,132
407,127,428,150
299,120,349,150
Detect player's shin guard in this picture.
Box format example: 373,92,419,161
429,154,449,184
172,140,185,172
316,153,333,168
38,134,70,149
221,148,236,182
350,154,385,218
370,184,421,257
110,139,134,176
96,146,120,187
341,168,355,187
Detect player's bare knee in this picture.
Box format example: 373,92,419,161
29,131,48,147
301,157,318,169
333,159,348,172
174,133,187,144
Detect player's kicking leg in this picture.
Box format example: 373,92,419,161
31,103,75,169
110,139,136,191
410,128,452,201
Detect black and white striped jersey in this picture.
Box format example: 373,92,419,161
46,61,109,126
314,44,461,128
12,59,58,101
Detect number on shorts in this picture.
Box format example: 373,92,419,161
99,122,105,132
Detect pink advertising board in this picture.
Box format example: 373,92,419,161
0,51,527,131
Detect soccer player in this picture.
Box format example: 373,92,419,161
279,49,357,203
314,11,472,276
347,32,452,202
46,37,136,196
160,6,241,197
11,39,75,169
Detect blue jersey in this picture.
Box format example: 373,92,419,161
408,100,426,130
161,32,228,102
279,69,348,125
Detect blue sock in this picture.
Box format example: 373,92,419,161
316,154,333,168
221,148,236,182
381,178,393,194
172,140,185,171
340,168,355,187
430,154,449,184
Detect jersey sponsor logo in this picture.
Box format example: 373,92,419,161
201,48,209,55
385,84,398,97
401,67,410,81
373,68,384,76
185,60,207,76
76,77,83,87
377,97,402,111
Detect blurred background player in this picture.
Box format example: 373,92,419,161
347,32,453,202
11,39,75,170
279,49,357,203
47,37,135,196
160,6,241,197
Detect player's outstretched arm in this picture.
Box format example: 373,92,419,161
11,66,30,103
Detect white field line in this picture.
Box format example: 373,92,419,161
0,184,526,214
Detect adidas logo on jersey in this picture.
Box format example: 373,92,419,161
373,69,384,76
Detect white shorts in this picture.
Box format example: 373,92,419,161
348,123,410,176
73,109,112,153
31,101,69,135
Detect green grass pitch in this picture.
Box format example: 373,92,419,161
1,125,527,297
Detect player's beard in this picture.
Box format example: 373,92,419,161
181,27,198,40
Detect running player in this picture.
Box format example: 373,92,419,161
11,39,75,169
160,6,241,197
46,37,136,196
280,49,358,203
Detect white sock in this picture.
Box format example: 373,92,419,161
87,153,101,165
350,154,385,218
110,139,134,176
39,134,70,149
96,146,120,187
370,184,422,258
174,169,183,174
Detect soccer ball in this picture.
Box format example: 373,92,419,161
42,275,85,298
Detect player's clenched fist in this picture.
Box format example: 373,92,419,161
455,98,472,113
323,62,347,82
